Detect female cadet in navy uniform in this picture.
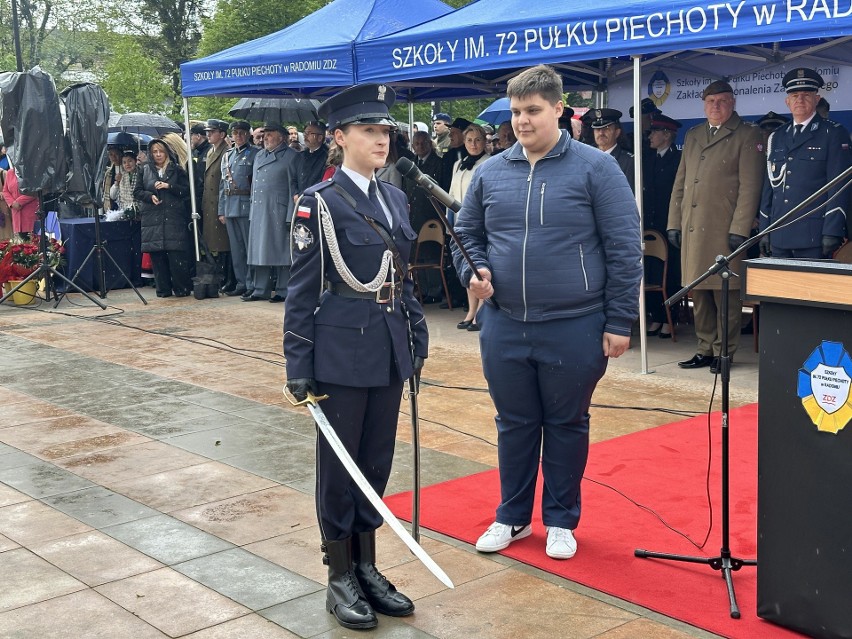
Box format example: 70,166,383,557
283,84,428,630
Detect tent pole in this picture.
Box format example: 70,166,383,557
408,93,414,142
183,97,201,262
634,55,649,374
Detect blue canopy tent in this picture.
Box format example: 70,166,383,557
178,0,453,260
179,0,454,99
354,0,852,372
354,0,852,100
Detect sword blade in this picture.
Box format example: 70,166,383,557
306,401,454,589
408,377,421,542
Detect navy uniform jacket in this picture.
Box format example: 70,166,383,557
642,147,682,233
284,170,428,387
218,143,258,219
611,145,635,193
759,114,851,249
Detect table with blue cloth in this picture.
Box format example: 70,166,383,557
58,217,143,292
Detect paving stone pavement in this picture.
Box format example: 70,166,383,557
0,290,758,638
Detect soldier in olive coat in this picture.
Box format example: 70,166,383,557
201,119,231,289
667,81,765,372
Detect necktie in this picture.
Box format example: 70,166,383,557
710,126,718,137
368,181,391,227
794,123,803,138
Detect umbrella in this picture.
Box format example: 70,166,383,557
109,112,181,137
229,97,320,124
476,97,511,126
107,131,138,147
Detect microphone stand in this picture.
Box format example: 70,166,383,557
0,193,106,309
635,162,852,619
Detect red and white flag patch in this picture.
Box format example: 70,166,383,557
297,205,312,219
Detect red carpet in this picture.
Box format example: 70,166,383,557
386,404,806,639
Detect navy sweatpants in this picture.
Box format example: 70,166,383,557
479,304,608,530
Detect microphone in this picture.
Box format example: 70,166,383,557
396,157,461,212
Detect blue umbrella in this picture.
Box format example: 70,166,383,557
476,97,511,125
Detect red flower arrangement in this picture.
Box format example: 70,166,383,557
0,237,65,283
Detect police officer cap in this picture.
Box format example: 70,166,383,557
701,80,734,100
229,120,251,132
319,83,397,131
628,97,660,118
189,123,206,135
204,118,229,132
433,112,452,124
782,67,824,93
587,108,622,129
649,114,682,131
450,117,473,131
262,121,285,133
756,111,789,130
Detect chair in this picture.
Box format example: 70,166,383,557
833,240,852,264
643,229,676,342
409,220,452,309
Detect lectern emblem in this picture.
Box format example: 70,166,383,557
797,341,852,434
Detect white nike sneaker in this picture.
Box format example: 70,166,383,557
545,526,577,559
475,522,532,552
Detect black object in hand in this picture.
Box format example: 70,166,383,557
287,377,318,402
667,229,681,249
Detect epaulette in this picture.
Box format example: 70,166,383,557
303,180,333,197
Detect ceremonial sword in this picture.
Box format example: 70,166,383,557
285,389,454,589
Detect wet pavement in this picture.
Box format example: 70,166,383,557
0,288,759,638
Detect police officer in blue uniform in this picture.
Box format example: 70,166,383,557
759,67,851,258
586,108,636,192
218,120,258,297
284,83,428,631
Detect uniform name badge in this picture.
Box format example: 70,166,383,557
798,341,852,434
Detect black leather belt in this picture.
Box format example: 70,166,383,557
225,188,250,196
327,281,400,304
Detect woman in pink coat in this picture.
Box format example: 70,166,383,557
1,163,38,237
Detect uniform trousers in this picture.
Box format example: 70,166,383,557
251,265,289,298
315,369,403,541
224,216,252,291
479,304,608,530
692,288,742,358
770,246,822,259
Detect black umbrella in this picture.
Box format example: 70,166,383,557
229,97,320,124
108,112,182,137
107,131,138,147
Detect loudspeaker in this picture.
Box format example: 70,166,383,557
61,83,110,205
0,67,68,194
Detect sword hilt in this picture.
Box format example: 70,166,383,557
283,387,329,407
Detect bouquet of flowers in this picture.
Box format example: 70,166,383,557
0,236,65,283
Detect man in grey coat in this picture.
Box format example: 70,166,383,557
246,121,297,302
219,120,258,298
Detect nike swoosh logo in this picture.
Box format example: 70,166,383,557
510,526,526,538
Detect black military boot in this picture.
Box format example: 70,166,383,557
323,538,378,629
352,531,415,617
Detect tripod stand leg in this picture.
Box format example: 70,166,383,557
1,264,106,309
48,265,107,309
96,244,147,304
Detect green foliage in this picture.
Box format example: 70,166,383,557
197,0,330,58
100,37,171,114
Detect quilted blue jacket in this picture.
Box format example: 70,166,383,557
452,131,641,336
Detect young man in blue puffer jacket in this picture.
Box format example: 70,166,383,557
453,64,641,561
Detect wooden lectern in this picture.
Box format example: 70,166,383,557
743,258,852,639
